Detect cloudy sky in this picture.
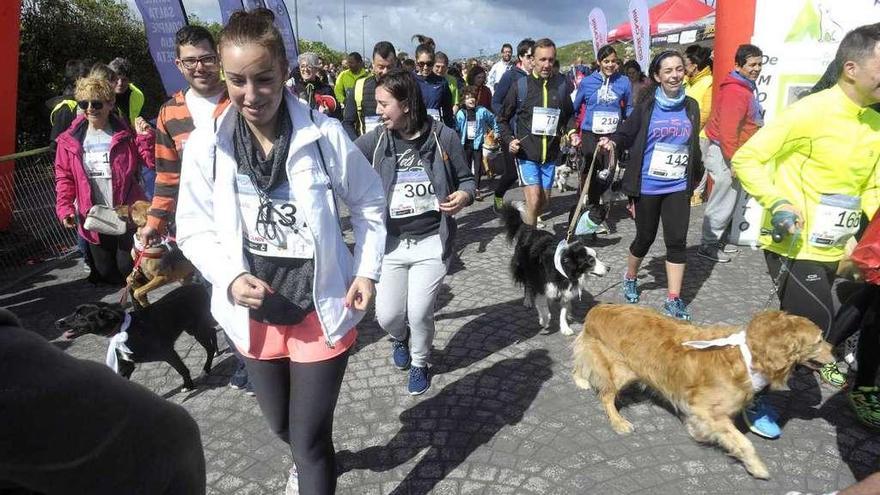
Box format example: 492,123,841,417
125,0,676,59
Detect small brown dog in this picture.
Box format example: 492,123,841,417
572,304,835,479
126,201,195,307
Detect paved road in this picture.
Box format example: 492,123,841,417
2,186,877,495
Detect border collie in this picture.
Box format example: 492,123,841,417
500,205,607,335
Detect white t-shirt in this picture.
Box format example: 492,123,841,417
82,127,114,206
185,89,223,132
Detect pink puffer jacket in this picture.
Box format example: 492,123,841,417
54,115,153,244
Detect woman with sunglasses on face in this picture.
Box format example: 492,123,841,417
572,45,634,211
354,69,474,396
175,9,386,495
413,44,456,128
598,51,703,321
54,76,153,285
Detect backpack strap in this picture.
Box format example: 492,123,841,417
354,77,367,135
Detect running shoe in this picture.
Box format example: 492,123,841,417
622,276,639,303
818,362,848,388
743,395,781,439
848,386,880,429
391,339,411,370
493,196,504,213
408,366,430,395
229,362,249,390
697,244,731,263
719,242,740,254
663,297,692,321
285,465,299,495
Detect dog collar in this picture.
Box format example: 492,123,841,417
105,313,133,374
553,241,569,279
682,330,769,392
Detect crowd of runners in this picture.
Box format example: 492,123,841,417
23,8,880,493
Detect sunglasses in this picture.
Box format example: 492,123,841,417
77,100,105,111
416,61,434,67
179,55,219,70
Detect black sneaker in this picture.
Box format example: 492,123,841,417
697,244,731,263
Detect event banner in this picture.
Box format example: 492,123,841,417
218,0,243,25
263,0,300,67
751,0,880,122
133,0,189,95
628,0,651,74
588,8,608,60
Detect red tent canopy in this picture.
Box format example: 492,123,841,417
607,0,714,42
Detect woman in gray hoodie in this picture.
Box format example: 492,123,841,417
355,69,475,396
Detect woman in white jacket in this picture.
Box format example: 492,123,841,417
175,9,386,495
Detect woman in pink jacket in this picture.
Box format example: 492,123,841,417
54,76,153,285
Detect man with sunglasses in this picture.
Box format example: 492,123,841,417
490,38,535,213
413,44,455,128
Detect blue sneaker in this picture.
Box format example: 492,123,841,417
408,366,430,395
391,339,411,370
663,297,691,321
622,276,639,303
229,361,249,389
742,395,781,439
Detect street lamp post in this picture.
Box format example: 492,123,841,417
343,0,348,53
361,15,368,56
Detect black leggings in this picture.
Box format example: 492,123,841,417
243,350,349,495
765,252,838,338
630,191,690,264
464,147,485,191
580,132,617,206
87,232,134,285
827,284,880,387
494,146,519,200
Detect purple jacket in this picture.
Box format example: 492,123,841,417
54,114,153,244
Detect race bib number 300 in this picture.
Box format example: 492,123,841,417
591,110,620,135
531,107,561,136
809,194,861,247
647,143,688,180
389,170,439,219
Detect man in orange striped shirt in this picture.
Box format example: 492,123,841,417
142,26,229,244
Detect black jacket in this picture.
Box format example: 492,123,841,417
293,76,341,120
609,93,703,198
342,75,379,141
498,72,575,165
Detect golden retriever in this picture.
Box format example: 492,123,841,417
572,304,835,479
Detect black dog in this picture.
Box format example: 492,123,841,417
500,204,607,335
56,284,218,390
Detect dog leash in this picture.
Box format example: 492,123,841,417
565,143,615,244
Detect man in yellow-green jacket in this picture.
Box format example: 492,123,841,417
333,52,368,107
733,23,880,438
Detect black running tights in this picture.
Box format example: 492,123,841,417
243,350,349,495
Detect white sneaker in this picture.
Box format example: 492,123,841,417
284,465,299,495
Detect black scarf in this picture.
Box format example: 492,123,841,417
233,104,293,193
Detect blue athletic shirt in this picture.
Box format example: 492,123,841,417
572,71,633,134
640,104,692,195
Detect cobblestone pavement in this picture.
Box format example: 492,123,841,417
3,185,878,495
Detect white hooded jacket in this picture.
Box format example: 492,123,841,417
176,94,386,350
